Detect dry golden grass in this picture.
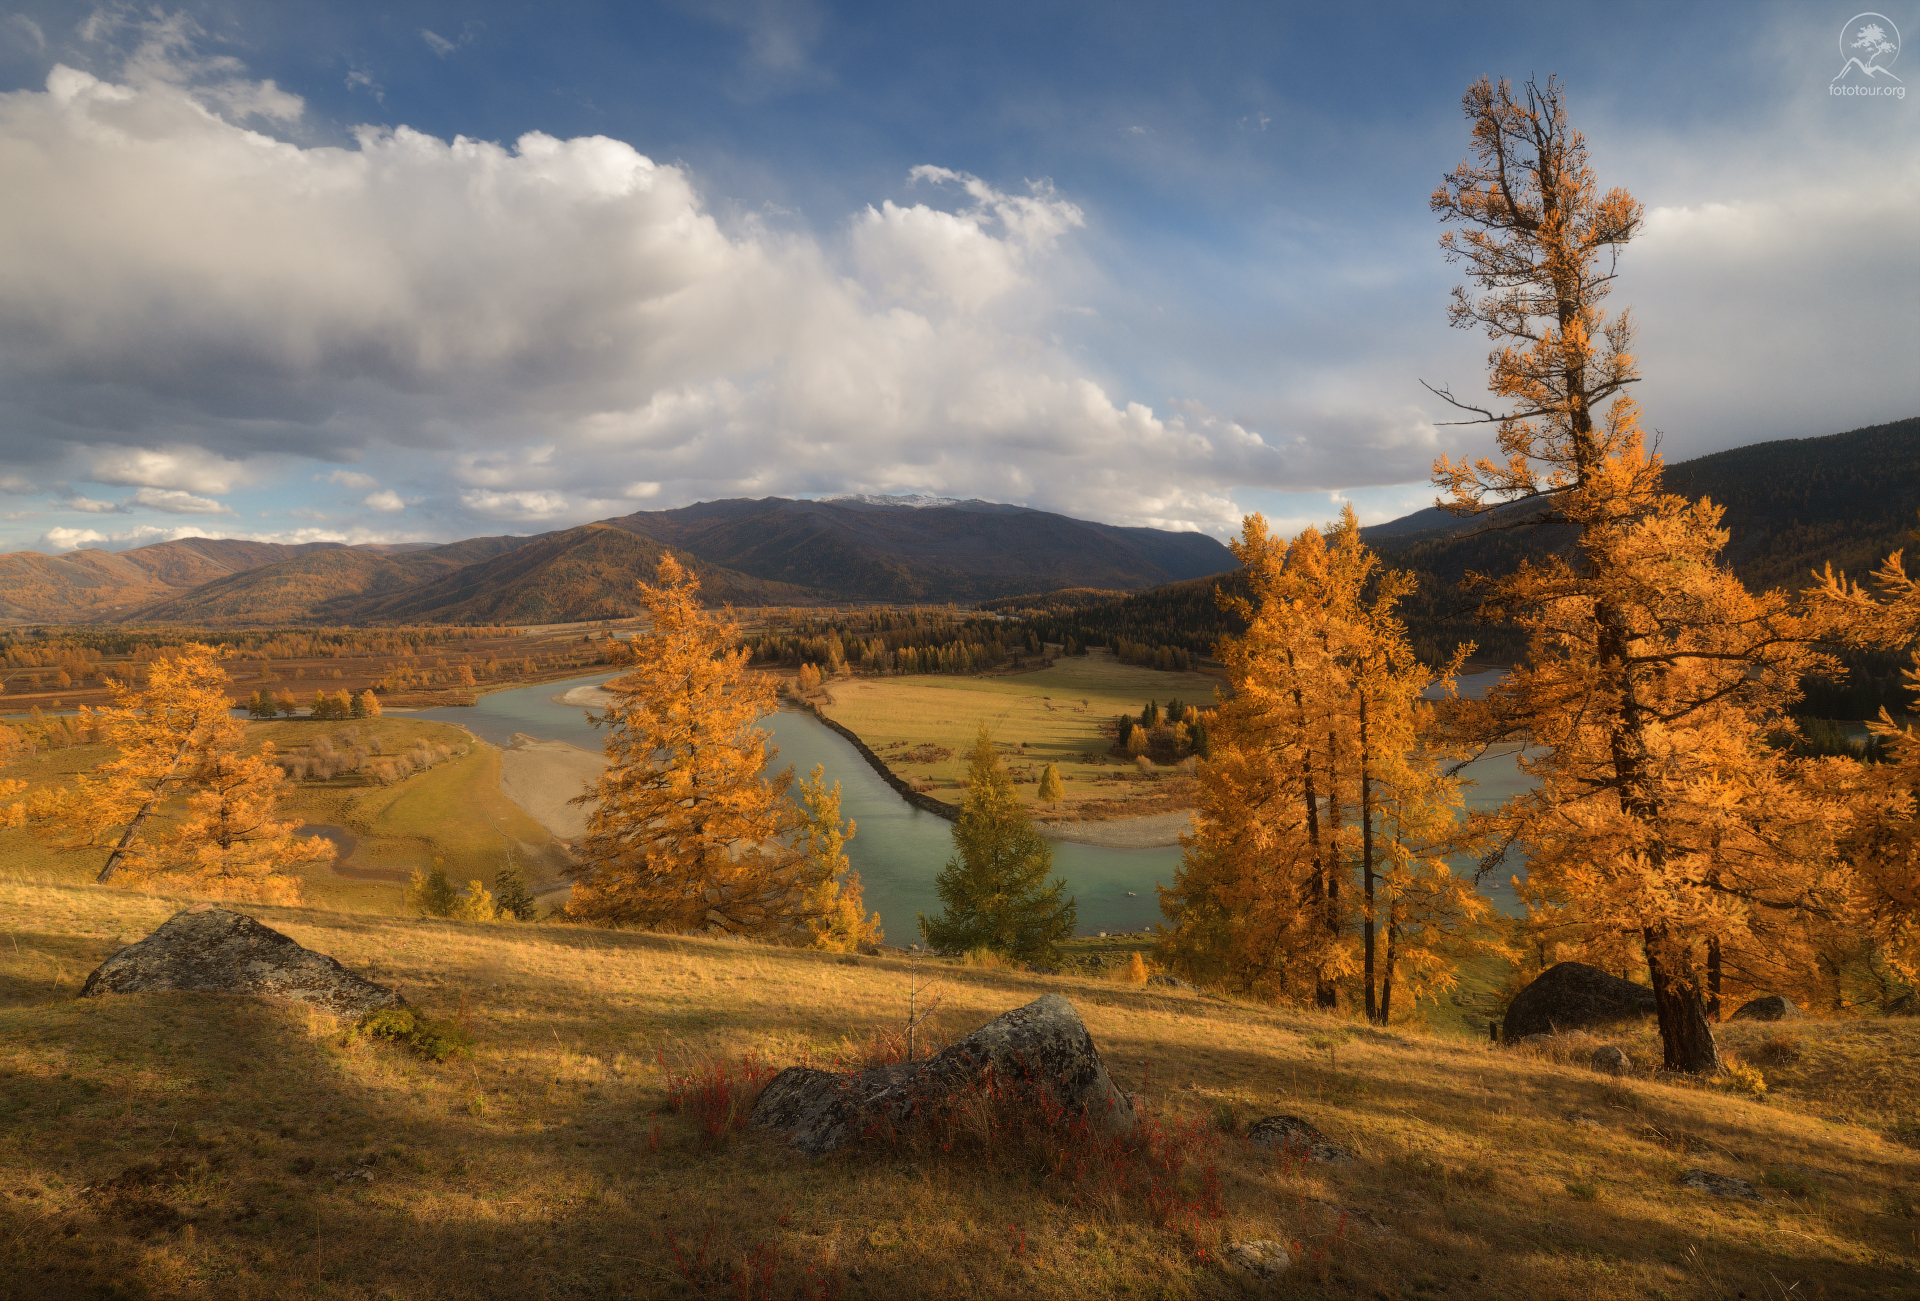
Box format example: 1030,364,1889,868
3,876,1918,1300
816,651,1220,815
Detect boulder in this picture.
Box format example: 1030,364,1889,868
750,993,1135,1155
1728,995,1799,1023
1222,1239,1291,1278
1680,1169,1764,1201
1502,962,1655,1041
1590,1045,1632,1075
1148,974,1198,992
80,905,401,1019
1245,1114,1355,1164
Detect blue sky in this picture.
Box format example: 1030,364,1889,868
1,1,1915,552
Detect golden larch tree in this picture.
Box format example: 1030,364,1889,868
34,643,323,900
567,557,861,941
1428,77,1848,1070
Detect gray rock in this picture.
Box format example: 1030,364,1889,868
750,993,1136,1155
1680,1168,1764,1201
1222,1239,1291,1277
1503,962,1655,1041
79,905,402,1020
1590,1045,1632,1075
1729,995,1799,1023
1148,974,1198,992
1245,1114,1355,1164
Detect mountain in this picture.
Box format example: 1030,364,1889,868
1367,414,1920,664
127,526,813,627
606,497,1237,601
0,538,374,623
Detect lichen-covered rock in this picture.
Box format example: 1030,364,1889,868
1223,1239,1291,1277
1502,962,1655,1041
1590,1045,1632,1075
750,993,1135,1155
1729,995,1799,1022
1680,1168,1764,1201
1246,1114,1354,1164
79,906,401,1019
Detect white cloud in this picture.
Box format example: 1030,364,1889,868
38,526,108,551
126,487,234,515
87,448,248,495
60,496,131,514
460,489,572,520
0,22,1911,554
422,30,457,57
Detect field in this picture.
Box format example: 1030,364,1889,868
3,877,1919,1300
813,650,1223,819
0,717,571,915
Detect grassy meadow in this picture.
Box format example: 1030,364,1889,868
814,650,1221,818
0,716,569,915
3,877,1919,1300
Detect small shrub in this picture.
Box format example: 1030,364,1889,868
1124,952,1149,984
353,1007,473,1062
1211,1102,1238,1135
664,1053,779,1144
1748,1033,1802,1067
1565,1180,1600,1201
404,864,459,917
1306,1030,1353,1070
449,879,498,923
1720,1058,1766,1097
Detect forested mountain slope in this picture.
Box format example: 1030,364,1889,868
608,497,1236,601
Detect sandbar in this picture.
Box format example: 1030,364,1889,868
1035,810,1194,849
498,734,606,841
555,684,615,708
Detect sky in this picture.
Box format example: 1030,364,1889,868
0,1,1915,555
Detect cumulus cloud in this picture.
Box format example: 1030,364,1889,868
125,487,234,515
0,48,1304,541
60,495,131,514
0,21,1910,556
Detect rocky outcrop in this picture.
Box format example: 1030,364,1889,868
751,993,1135,1155
1502,962,1655,1041
1680,1169,1764,1201
1223,1240,1292,1277
1246,1114,1355,1164
1729,995,1799,1022
79,905,402,1019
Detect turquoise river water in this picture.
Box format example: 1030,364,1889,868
415,670,1534,942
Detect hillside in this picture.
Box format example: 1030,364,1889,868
1008,415,1920,676
609,496,1237,601
1368,414,1920,667
331,523,816,624
0,537,365,623
2,875,1914,1300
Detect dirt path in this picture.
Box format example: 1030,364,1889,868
497,735,606,842
1034,810,1195,849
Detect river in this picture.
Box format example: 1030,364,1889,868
415,668,1534,941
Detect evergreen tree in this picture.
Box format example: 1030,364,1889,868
920,725,1076,965
794,765,883,951
493,862,538,920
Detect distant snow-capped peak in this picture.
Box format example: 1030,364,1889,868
824,493,963,508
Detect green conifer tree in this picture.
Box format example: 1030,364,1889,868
920,725,1076,964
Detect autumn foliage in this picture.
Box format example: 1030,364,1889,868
566,557,872,944
32,643,324,902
